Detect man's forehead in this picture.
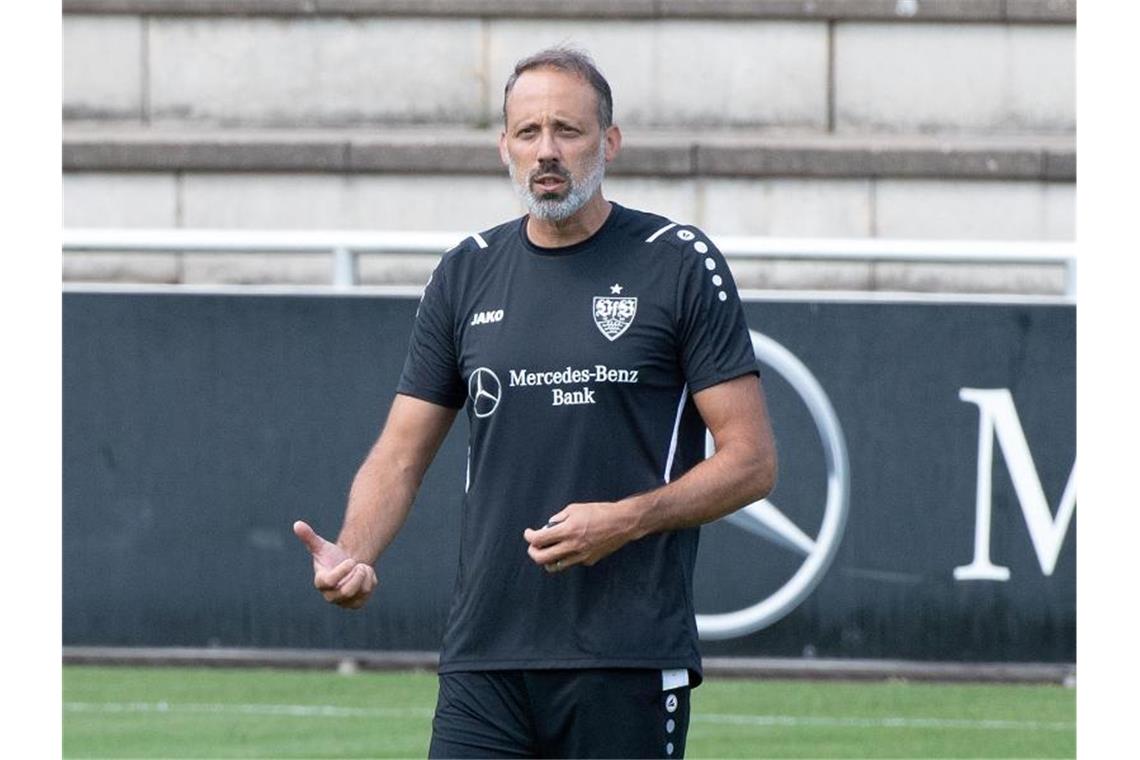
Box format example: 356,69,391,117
505,67,599,123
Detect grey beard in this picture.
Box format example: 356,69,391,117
510,141,607,222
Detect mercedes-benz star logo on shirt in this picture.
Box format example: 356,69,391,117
468,367,502,418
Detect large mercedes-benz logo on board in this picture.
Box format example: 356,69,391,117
696,330,850,640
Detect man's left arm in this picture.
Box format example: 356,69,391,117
524,372,777,571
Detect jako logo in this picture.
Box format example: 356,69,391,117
470,309,504,326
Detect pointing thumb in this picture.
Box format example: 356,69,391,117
294,520,334,562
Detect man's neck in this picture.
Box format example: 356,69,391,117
526,194,613,249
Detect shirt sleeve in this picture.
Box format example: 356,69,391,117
396,260,467,409
674,232,758,393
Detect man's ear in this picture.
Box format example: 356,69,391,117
604,125,622,163
499,132,510,166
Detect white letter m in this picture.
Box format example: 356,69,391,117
954,388,1076,581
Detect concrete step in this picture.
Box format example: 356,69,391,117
62,124,1075,290
64,126,1075,181
63,0,1076,23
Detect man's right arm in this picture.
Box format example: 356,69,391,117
294,393,459,609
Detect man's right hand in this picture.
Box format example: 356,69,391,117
293,520,378,610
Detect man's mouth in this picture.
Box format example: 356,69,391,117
532,173,569,192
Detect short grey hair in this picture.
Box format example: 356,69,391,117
502,47,614,129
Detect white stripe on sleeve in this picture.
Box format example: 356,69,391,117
663,385,689,483
645,223,677,243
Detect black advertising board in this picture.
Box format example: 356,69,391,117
62,291,1075,662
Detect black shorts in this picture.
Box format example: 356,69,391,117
428,668,692,759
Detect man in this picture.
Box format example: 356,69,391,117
294,48,777,758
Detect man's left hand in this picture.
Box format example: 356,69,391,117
522,502,638,573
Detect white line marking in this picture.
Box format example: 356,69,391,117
696,712,1074,732
645,223,676,243
63,702,433,719
63,702,1073,732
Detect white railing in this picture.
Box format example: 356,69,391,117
62,229,1077,297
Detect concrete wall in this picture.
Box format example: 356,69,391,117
64,171,1075,240
64,12,1074,133
62,2,1076,292
834,22,1075,134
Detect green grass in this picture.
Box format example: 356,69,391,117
63,665,1074,758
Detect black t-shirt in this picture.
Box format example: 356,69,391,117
397,202,757,683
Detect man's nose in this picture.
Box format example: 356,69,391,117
536,127,560,163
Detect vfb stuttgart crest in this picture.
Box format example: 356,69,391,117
593,295,638,341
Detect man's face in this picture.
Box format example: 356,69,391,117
500,67,620,222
